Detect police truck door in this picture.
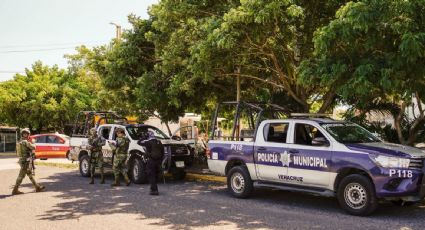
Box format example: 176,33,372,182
254,122,291,182
287,122,332,187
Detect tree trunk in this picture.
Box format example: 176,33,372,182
164,121,172,137
394,102,407,145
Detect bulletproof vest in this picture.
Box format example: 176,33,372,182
147,139,164,160
17,140,31,158
89,136,103,152
116,137,129,155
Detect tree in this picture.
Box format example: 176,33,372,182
185,0,350,112
0,61,97,133
300,0,425,145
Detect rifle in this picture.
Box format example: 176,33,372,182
27,150,36,176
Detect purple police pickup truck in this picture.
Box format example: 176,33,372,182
207,102,425,216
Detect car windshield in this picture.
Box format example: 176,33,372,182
126,126,169,140
321,123,381,144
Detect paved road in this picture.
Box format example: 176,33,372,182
1,157,425,230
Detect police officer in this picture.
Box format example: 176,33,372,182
12,128,45,195
88,128,105,184
138,130,164,195
109,128,131,186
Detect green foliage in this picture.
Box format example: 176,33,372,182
301,0,425,145
0,61,97,133
301,0,425,101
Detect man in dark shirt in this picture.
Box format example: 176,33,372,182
138,130,164,195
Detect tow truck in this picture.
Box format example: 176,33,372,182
69,111,193,182
207,102,425,215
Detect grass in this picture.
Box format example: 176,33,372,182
0,152,17,157
35,161,78,169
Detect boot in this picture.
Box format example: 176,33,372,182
100,174,105,184
89,177,94,184
111,177,120,187
124,175,131,186
149,190,159,196
12,186,24,195
35,185,45,192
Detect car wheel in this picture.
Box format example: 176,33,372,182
227,166,253,198
337,174,378,216
172,169,186,180
130,157,148,184
79,155,90,177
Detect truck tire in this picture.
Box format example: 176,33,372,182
337,174,378,216
172,169,186,180
130,157,148,184
227,166,253,198
79,155,90,177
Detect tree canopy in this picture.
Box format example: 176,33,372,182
300,0,425,145
0,61,97,133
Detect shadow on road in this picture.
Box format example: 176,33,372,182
35,170,425,229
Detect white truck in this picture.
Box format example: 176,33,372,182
69,111,193,182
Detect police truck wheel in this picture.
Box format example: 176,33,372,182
227,166,253,198
130,157,148,184
337,174,378,216
79,155,90,177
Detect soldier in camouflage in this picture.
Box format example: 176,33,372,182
12,128,45,195
109,128,131,186
88,128,105,184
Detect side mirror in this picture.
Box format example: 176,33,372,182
312,137,329,147
172,135,182,141
59,139,65,144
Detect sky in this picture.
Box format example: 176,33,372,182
0,0,158,82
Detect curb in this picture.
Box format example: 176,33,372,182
35,161,226,183
186,173,226,183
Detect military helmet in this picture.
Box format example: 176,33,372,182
115,127,125,134
89,128,97,136
20,128,31,136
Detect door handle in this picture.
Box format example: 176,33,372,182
257,147,267,151
289,149,299,154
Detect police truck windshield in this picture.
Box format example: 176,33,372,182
321,123,381,144
126,126,169,140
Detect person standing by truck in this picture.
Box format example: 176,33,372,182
12,128,45,195
88,128,105,184
138,131,164,195
109,128,131,186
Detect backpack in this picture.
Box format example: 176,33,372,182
16,142,21,157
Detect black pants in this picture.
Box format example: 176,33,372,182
147,159,161,192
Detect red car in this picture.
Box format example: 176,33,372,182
30,133,71,159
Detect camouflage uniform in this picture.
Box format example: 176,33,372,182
12,129,45,195
88,131,105,184
110,134,130,186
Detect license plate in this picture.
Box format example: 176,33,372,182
176,161,185,168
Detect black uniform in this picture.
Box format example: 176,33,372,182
138,138,164,194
